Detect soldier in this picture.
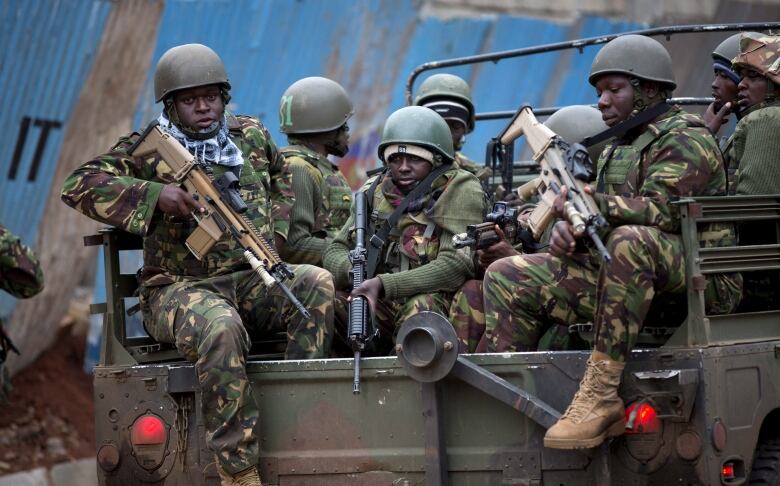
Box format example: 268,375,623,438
728,33,780,196
415,73,491,184
726,33,780,311
449,105,608,353
278,77,354,266
0,224,44,403
61,44,334,485
482,35,741,449
323,106,486,351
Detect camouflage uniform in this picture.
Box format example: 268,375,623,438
324,166,485,350
61,113,334,475
483,108,742,360
455,152,491,187
281,144,352,265
0,224,44,402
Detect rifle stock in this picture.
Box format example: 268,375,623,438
129,122,311,318
500,106,611,261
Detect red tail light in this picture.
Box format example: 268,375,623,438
722,463,735,479
625,401,660,434
131,414,166,445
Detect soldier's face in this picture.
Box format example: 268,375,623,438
446,119,467,148
737,68,768,109
711,70,739,111
388,153,433,194
173,85,225,129
595,74,634,127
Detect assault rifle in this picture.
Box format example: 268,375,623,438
502,106,611,262
128,121,310,318
348,191,374,394
453,202,519,250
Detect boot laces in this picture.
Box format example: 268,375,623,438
561,361,609,421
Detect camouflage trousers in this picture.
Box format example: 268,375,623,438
334,291,452,356
140,264,334,475
483,225,741,361
450,279,587,353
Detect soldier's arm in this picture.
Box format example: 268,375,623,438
61,135,164,236
0,225,44,299
264,127,295,246
595,129,722,233
322,214,355,290
735,112,780,194
378,175,485,301
284,162,328,264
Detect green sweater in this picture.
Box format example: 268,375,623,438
323,166,486,301
728,102,780,196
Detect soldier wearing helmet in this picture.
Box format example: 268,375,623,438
278,77,354,266
323,106,486,352
449,105,607,354
415,74,491,185
724,33,780,312
725,33,780,196
61,44,335,485
481,35,742,450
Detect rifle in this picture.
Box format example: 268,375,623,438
453,202,519,250
128,121,310,318
502,106,611,262
348,191,374,394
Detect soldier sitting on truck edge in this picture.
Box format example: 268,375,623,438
61,44,335,486
481,35,742,449
0,224,44,404
449,105,608,353
323,106,486,354
278,77,354,267
726,33,780,311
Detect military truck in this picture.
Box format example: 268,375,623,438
88,23,780,485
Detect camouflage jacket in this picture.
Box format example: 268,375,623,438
0,224,44,299
723,99,780,196
323,166,486,301
595,107,726,233
281,144,352,265
61,114,293,287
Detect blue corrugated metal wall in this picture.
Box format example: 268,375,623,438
0,0,111,315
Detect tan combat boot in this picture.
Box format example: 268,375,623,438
218,464,263,486
544,351,626,449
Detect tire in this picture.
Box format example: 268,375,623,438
749,438,780,485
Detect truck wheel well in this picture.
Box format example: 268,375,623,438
758,408,780,442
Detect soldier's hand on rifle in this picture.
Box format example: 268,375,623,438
349,277,383,313
704,101,732,135
549,220,579,257
477,226,519,268
157,184,205,217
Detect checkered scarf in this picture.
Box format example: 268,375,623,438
157,112,244,169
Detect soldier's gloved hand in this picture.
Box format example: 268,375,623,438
704,101,732,135
349,277,384,313
157,184,205,218
549,220,579,257
477,226,519,268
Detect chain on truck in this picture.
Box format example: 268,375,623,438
87,22,780,485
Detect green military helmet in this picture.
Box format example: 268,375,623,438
589,35,676,89
713,32,754,64
733,32,780,85
414,74,475,132
378,106,455,166
154,44,230,102
279,77,353,134
544,105,609,163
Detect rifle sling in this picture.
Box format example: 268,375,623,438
365,163,452,279
581,102,671,148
